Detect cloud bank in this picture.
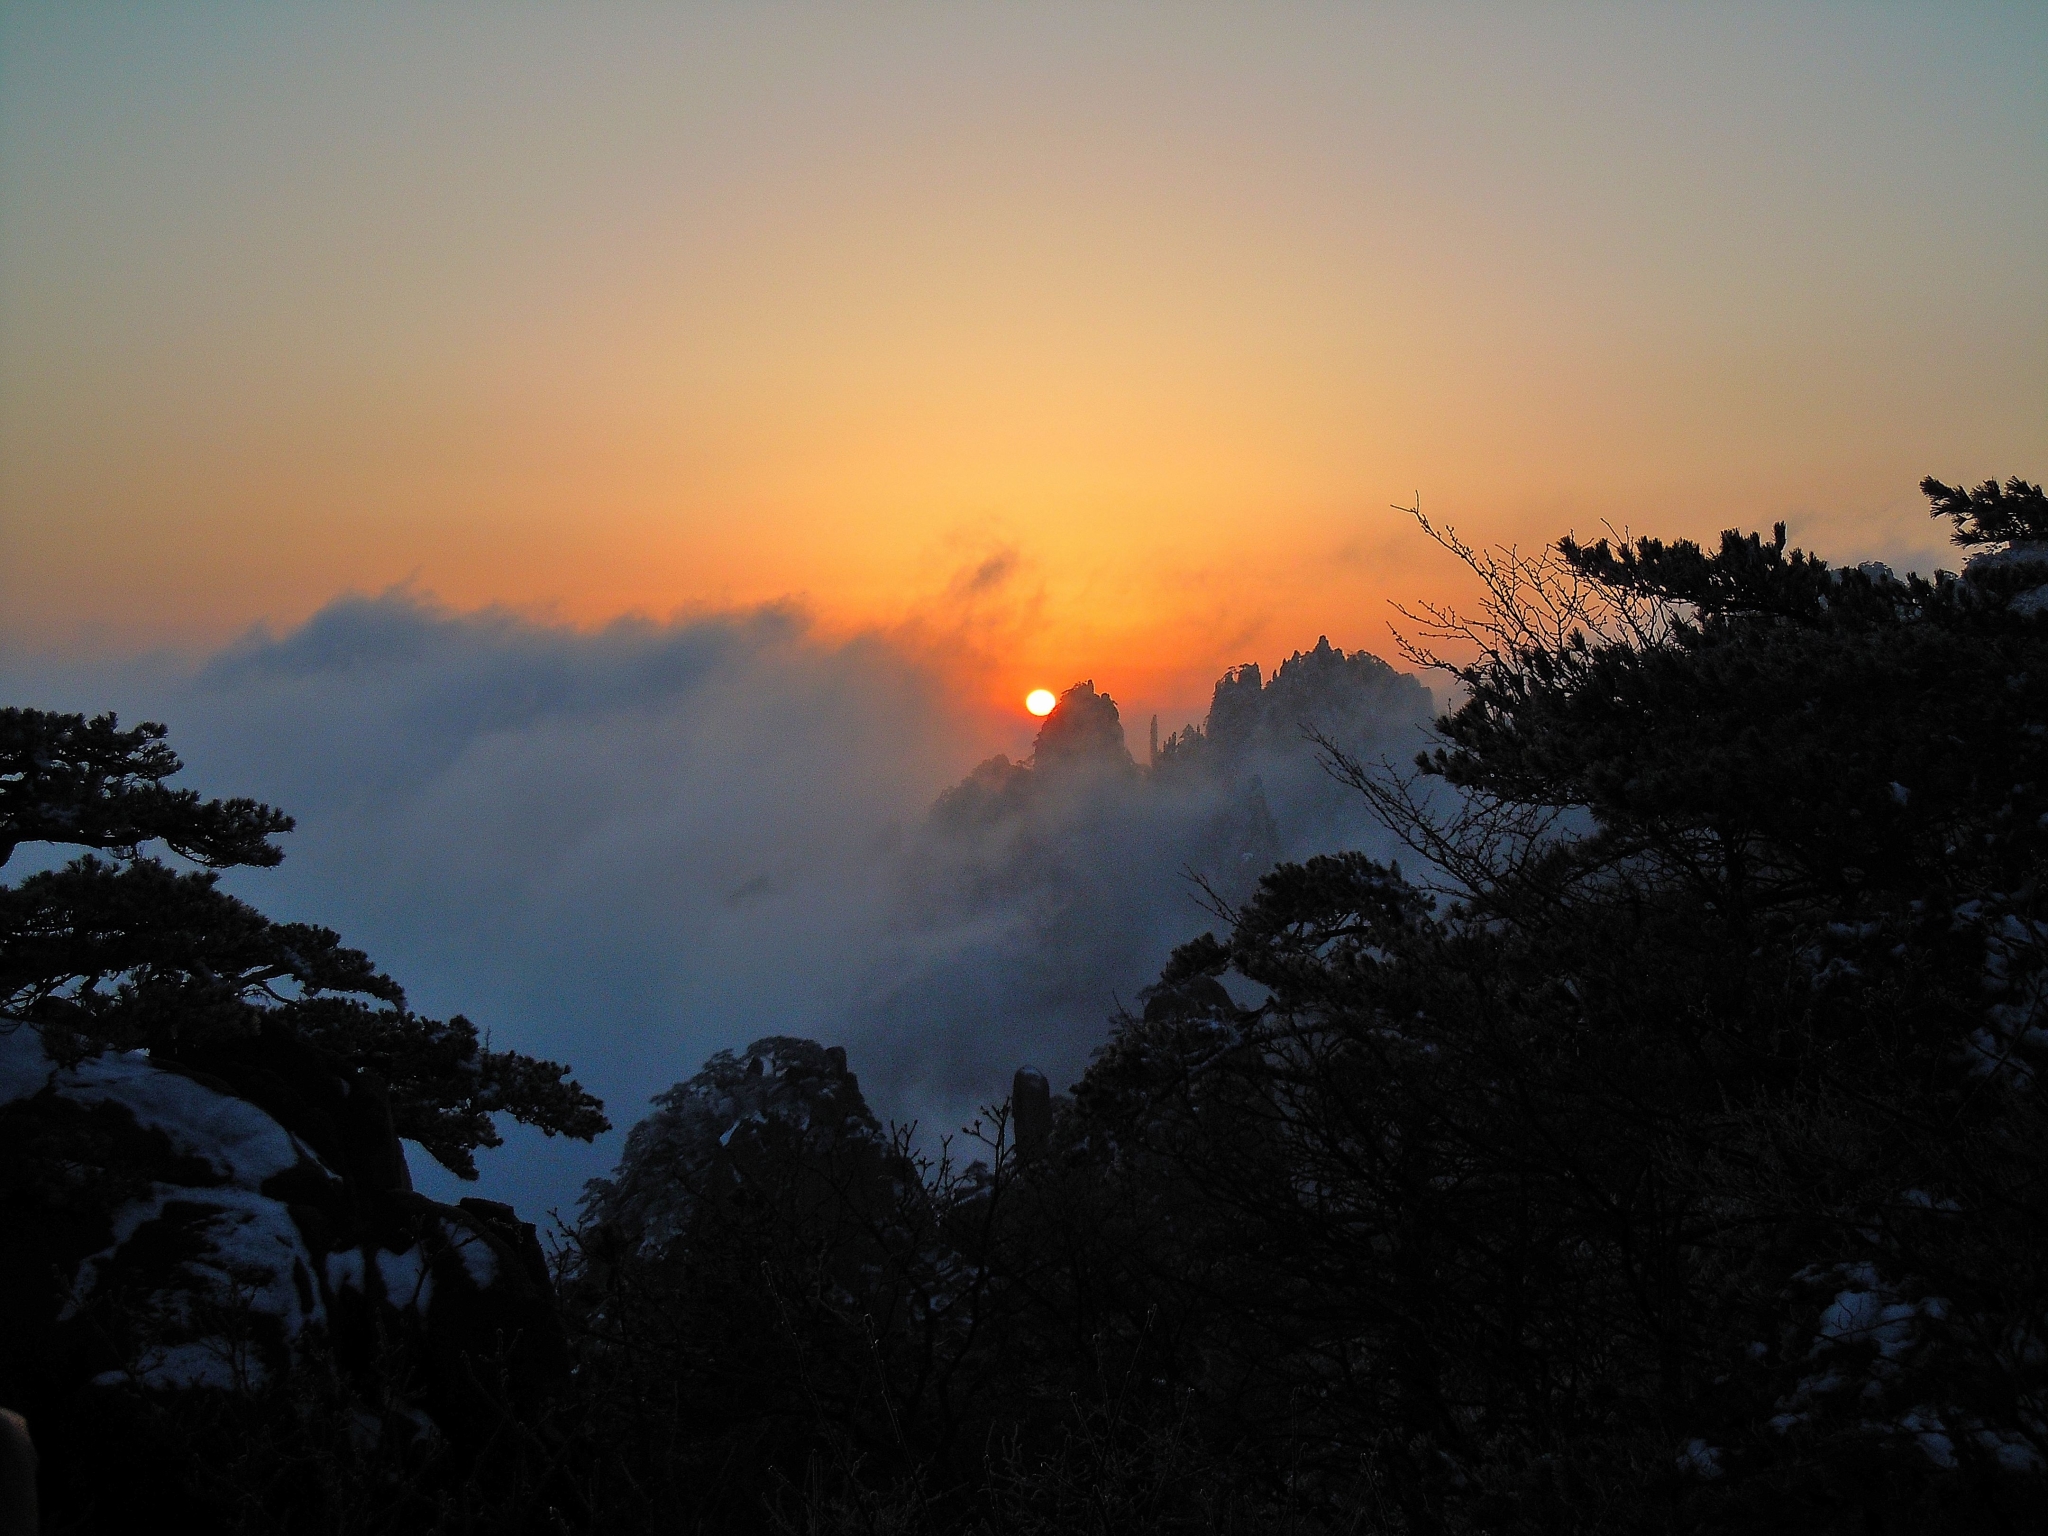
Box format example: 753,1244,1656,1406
2,597,1434,1215
844,644,1436,1140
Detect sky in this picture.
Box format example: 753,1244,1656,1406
2,2,2044,1213
4,2,2042,713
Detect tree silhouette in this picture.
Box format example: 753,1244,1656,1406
1923,474,2048,545
0,708,293,870
0,707,606,1176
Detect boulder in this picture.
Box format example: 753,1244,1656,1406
0,1023,566,1525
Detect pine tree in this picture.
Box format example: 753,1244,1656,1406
0,707,607,1176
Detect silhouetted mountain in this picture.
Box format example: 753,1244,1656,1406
1029,679,1135,773
1157,635,1430,779
842,642,1435,1125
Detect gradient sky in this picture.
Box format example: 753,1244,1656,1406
2,2,2043,725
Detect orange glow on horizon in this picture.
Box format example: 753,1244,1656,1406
0,3,2037,739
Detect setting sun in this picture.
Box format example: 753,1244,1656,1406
1025,689,1057,717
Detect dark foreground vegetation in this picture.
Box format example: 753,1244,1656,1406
5,476,2048,1532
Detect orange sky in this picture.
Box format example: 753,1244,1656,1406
2,3,2043,728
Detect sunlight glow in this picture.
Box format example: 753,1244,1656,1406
1026,689,1057,717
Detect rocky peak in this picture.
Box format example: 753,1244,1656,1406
1030,681,1134,774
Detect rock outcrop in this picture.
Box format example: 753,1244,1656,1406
0,1022,566,1523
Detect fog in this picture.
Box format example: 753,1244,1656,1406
842,644,1436,1142
1,595,1434,1217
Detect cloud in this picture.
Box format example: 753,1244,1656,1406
843,640,1436,1141
3,593,977,1211
953,549,1020,599
1,600,1435,1218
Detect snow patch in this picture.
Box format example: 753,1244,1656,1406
325,1247,367,1294
442,1219,500,1289
376,1245,434,1312
62,1052,315,1186
0,1026,57,1102
1675,1439,1723,1479
1980,1430,2046,1474
0,1025,330,1187
1900,1408,1957,1469
65,1184,323,1339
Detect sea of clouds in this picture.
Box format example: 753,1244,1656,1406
1,593,1435,1218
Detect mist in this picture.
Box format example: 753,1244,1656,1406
843,642,1436,1142
0,595,1434,1216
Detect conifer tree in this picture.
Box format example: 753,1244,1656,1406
0,707,607,1176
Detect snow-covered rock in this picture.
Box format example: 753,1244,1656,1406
0,1022,567,1480
1963,540,2048,615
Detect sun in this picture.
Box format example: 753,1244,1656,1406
1025,688,1057,717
